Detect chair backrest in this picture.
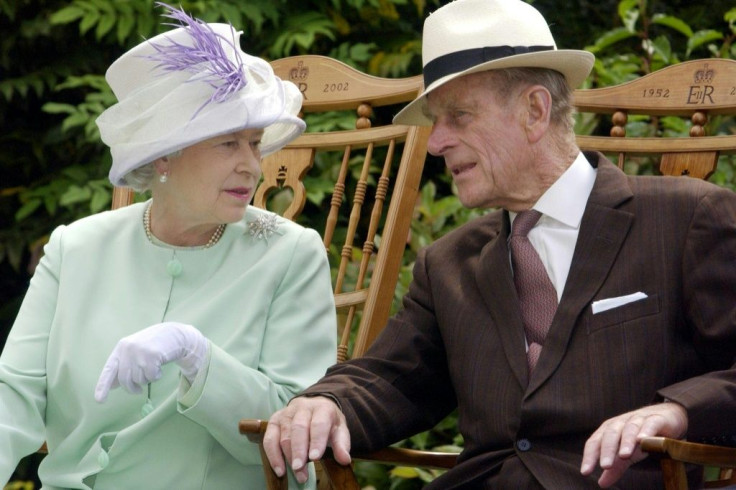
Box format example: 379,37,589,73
111,54,430,364
573,58,736,179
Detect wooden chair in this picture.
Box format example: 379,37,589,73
112,54,429,362
238,57,736,490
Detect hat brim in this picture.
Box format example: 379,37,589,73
393,49,594,126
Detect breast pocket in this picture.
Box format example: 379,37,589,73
587,293,660,333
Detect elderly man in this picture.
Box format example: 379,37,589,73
262,0,736,488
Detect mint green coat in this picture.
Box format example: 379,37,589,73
0,202,337,489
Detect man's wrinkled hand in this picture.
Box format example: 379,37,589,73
580,402,688,488
263,396,351,484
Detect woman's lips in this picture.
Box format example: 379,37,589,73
225,187,252,201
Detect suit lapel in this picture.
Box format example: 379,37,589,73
527,153,635,394
476,212,530,388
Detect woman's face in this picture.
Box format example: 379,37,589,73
156,128,264,227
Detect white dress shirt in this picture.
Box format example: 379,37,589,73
509,152,597,301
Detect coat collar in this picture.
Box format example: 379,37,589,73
526,152,635,394
474,152,636,393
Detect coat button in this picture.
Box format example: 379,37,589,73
166,258,182,277
517,438,532,452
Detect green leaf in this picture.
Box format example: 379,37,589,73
41,102,76,115
96,12,117,39
651,14,693,37
61,112,89,132
617,0,640,32
585,27,637,54
15,199,42,221
59,185,92,206
90,188,110,212
63,167,89,181
648,36,673,64
389,466,420,479
79,9,101,35
725,8,736,33
49,6,85,24
686,30,724,56
44,194,59,215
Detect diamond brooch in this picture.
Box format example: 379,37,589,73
249,213,281,241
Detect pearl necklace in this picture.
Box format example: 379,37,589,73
143,203,226,249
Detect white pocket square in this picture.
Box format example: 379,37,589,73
591,292,648,314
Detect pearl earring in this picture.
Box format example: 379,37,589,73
159,172,168,184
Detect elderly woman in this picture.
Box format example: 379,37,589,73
0,4,336,489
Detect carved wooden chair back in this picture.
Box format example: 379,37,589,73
238,57,736,490
573,58,736,180
111,55,430,364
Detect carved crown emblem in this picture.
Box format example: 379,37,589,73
289,61,309,81
694,63,714,84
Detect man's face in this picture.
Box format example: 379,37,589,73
425,72,535,210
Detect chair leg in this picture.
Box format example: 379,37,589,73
661,459,689,490
318,458,361,490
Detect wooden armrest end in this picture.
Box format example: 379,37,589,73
239,418,268,444
641,437,736,467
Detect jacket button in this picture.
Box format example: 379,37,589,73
166,258,182,277
517,438,532,452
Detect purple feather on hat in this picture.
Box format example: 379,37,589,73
144,2,246,116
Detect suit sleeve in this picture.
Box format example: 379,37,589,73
658,184,736,442
176,228,337,464
301,247,457,452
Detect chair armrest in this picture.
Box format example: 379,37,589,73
641,436,736,490
640,436,736,467
352,446,458,469
239,418,458,489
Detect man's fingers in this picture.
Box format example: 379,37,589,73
263,416,288,477
597,457,634,488
597,422,625,469
262,397,351,484
580,430,602,475
305,403,342,462
288,407,314,472
329,420,352,465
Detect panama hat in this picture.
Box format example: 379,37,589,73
97,4,306,187
393,0,595,126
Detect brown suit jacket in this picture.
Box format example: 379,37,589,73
303,152,736,489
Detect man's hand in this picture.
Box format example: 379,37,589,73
263,395,351,484
580,402,688,488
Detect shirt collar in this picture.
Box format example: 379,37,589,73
533,152,596,229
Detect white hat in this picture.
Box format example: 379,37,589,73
393,0,595,126
97,4,306,187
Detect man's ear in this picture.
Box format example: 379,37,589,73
522,85,552,143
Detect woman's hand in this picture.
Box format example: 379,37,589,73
94,322,209,402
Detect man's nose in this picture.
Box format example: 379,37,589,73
427,123,453,156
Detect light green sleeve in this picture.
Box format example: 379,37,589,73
0,226,65,483
177,227,337,465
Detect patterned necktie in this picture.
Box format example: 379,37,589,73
510,210,558,373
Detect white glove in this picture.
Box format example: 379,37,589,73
94,322,209,403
